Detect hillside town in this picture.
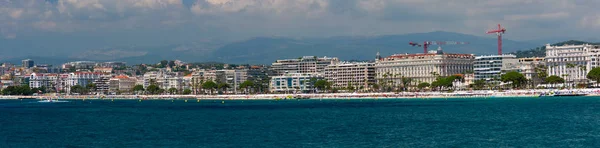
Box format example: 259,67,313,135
1,43,600,96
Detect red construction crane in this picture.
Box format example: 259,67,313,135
409,41,469,53
486,24,506,55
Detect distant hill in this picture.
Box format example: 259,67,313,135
511,40,600,58
210,31,538,64
2,31,542,65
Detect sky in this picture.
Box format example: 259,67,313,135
1,0,600,58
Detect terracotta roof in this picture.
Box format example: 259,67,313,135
114,75,129,79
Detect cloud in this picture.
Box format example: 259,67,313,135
9,9,23,19
0,0,600,42
505,12,570,21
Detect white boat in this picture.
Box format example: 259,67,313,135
38,97,69,103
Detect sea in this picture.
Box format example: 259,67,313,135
2,97,600,147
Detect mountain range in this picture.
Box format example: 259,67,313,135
0,31,568,65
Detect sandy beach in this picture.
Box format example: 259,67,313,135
2,89,599,100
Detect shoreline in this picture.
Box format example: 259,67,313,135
2,89,598,100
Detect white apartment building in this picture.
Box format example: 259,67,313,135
270,73,322,93
109,75,137,94
518,57,545,82
324,62,375,90
216,70,248,92
375,48,474,84
473,54,518,81
546,44,600,83
271,56,339,76
142,71,184,90
29,73,51,89
65,72,104,93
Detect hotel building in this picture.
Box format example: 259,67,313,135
474,54,519,81
324,62,375,90
269,73,322,93
518,57,545,83
375,48,474,84
546,44,600,83
271,56,339,76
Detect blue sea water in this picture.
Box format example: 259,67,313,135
2,97,600,147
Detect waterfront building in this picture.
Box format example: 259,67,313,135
216,70,247,92
375,48,474,85
65,72,104,93
29,73,51,89
545,44,600,83
22,59,34,68
269,73,322,93
474,54,518,81
324,62,375,91
109,75,137,94
518,57,546,84
271,56,339,76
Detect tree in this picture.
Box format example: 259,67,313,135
471,80,486,90
132,85,145,94
314,79,330,93
86,83,97,92
146,84,161,95
501,71,527,89
159,60,168,67
401,77,412,91
417,82,430,90
183,89,192,95
370,83,380,92
167,60,175,68
70,85,88,95
239,80,254,94
2,85,34,96
346,82,355,92
202,80,217,95
587,67,600,87
217,82,230,94
546,75,565,87
168,88,178,95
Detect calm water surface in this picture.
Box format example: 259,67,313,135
2,97,600,147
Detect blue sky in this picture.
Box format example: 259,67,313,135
1,0,599,58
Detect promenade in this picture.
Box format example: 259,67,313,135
2,89,599,100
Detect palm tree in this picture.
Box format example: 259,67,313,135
382,72,390,92
561,74,570,88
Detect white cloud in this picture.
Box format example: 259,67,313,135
9,9,23,19
505,12,570,21
0,0,600,41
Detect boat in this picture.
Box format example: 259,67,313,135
293,96,310,99
18,97,37,99
539,92,588,97
553,93,588,97
37,97,69,103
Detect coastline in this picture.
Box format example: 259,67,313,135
1,89,598,100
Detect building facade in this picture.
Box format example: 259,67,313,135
375,49,474,85
545,44,600,83
29,73,50,89
269,73,322,93
271,56,339,76
473,54,518,81
518,57,546,83
109,75,137,94
324,62,375,91
22,59,34,68
66,72,103,93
